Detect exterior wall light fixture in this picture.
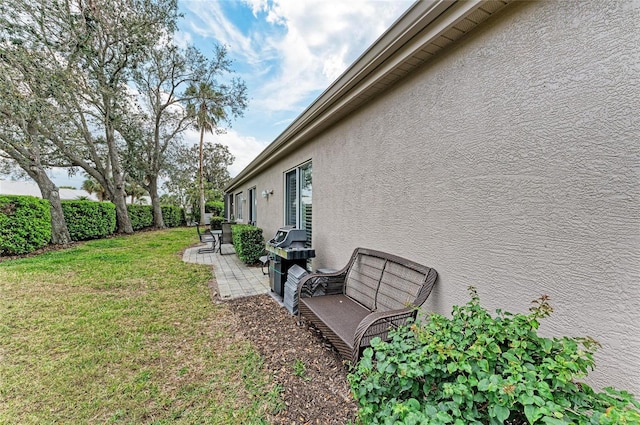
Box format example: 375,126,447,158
261,189,273,198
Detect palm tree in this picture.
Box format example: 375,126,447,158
81,177,107,201
125,180,148,205
81,178,96,196
185,82,224,226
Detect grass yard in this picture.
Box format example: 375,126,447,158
0,228,280,424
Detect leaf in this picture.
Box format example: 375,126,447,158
493,405,510,423
502,352,519,363
525,405,542,424
478,359,489,372
541,417,567,425
385,363,397,374
376,361,389,373
436,410,453,422
405,398,420,410
478,378,490,391
519,394,535,405
424,404,438,417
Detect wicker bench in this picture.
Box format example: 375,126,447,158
297,247,437,365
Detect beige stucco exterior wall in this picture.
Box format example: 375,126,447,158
232,1,640,393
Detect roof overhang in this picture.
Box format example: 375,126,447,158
225,0,511,192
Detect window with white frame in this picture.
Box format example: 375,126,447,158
227,193,234,221
248,187,257,224
285,161,312,247
235,192,244,221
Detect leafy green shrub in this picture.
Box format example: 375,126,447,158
0,195,51,255
205,200,224,216
209,216,224,230
161,205,185,228
348,287,640,425
231,224,265,265
62,200,116,241
127,204,153,230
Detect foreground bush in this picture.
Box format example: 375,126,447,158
348,287,640,425
62,200,116,241
231,224,265,265
0,195,51,255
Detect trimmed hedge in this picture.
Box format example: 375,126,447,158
61,200,116,241
209,215,224,230
1,198,185,255
0,195,51,255
161,205,185,228
231,224,266,265
127,204,153,230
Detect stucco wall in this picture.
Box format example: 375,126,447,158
232,149,315,243
239,1,640,393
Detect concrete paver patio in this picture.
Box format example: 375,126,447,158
183,242,270,300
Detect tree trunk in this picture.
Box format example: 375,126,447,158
112,193,133,234
199,127,206,226
104,169,133,234
29,169,72,245
148,175,165,229
105,113,134,234
0,132,72,245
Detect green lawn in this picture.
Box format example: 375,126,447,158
0,228,280,424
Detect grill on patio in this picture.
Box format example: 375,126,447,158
266,226,315,299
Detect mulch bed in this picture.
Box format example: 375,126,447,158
225,294,358,424
223,293,530,425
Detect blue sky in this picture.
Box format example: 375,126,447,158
42,0,414,188
175,0,414,176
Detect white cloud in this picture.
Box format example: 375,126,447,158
180,0,413,113
179,1,273,66
220,131,270,177
181,127,270,177
173,29,193,49
249,0,413,112
176,0,413,174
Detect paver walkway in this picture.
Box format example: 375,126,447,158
183,242,270,300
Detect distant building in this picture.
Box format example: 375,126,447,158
0,180,99,201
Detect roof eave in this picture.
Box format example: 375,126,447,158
225,0,511,192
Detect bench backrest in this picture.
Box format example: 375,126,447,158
344,248,436,311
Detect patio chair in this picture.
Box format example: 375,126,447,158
196,224,217,254
219,222,234,255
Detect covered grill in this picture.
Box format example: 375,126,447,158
266,226,315,298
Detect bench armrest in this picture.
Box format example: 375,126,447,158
297,270,348,298
351,307,417,365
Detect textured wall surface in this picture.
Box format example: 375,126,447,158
237,1,640,393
